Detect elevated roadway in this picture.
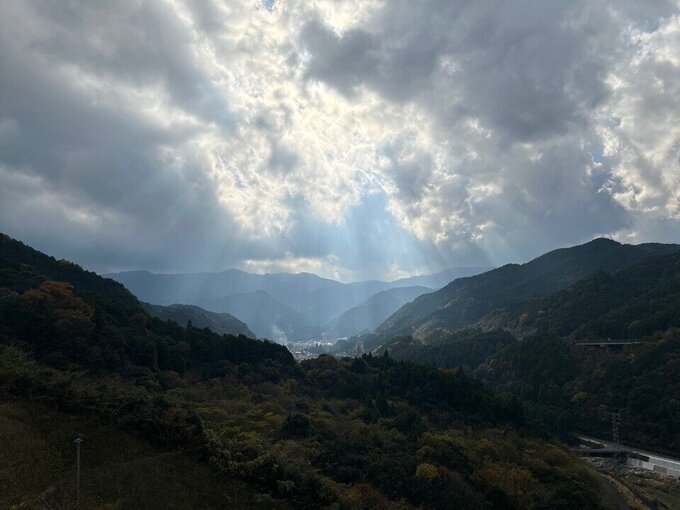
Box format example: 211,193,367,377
576,436,680,478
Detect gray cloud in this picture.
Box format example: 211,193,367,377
0,0,679,280
301,0,680,262
303,1,609,138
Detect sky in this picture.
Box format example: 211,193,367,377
1,0,679,282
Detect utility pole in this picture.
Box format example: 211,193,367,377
74,436,83,507
612,411,625,470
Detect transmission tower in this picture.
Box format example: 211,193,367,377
612,411,621,444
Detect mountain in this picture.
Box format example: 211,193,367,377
106,266,490,341
486,249,680,339
323,286,432,339
0,233,606,509
481,329,680,453
377,244,680,457
0,400,288,510
375,238,680,343
198,290,318,342
390,267,491,289
0,232,294,372
307,268,493,329
304,280,393,325
141,302,255,338
106,268,339,308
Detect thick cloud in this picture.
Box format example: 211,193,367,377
0,0,679,279
301,0,680,263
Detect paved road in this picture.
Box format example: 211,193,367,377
579,436,680,464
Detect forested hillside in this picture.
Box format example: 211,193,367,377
486,250,680,339
0,234,292,374
378,243,680,458
0,233,606,509
142,302,255,338
476,330,680,455
376,239,679,342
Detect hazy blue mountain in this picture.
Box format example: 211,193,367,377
323,286,433,339
107,269,339,308
198,290,318,342
106,266,490,341
306,268,492,326
305,280,394,326
141,303,255,338
390,267,492,290
375,238,680,343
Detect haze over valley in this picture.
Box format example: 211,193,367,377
107,266,489,342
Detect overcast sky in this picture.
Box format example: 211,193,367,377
1,0,679,281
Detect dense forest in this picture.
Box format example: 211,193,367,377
0,233,606,509
379,246,680,458
477,330,680,454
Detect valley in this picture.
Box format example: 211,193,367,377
3,233,680,508
4,1,680,507
107,266,489,342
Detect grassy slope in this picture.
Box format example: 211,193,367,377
0,401,289,510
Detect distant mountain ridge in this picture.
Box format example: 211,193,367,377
106,268,336,307
389,267,490,289
322,286,432,339
106,266,490,342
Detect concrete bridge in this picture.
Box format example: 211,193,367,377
575,436,680,478
574,339,643,349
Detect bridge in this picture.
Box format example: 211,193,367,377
574,436,680,478
574,339,643,348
